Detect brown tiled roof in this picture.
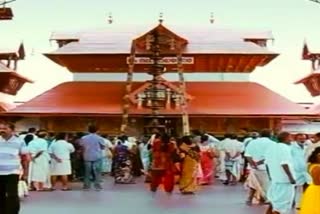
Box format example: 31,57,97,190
295,71,320,84
0,62,33,83
7,81,309,116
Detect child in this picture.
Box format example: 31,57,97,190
299,147,320,214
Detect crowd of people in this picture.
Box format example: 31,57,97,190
2,120,320,214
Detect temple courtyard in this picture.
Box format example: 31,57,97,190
21,178,296,214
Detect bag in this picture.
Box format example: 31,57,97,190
18,180,29,198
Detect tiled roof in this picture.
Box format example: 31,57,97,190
7,81,309,116
295,70,320,84
48,24,275,55
49,40,274,55
0,62,33,83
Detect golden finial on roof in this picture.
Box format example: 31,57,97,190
210,12,214,24
107,12,113,24
159,12,164,24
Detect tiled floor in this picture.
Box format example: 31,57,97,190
21,177,296,214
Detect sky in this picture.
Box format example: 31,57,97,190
1,0,320,103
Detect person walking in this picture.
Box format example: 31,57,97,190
264,132,296,214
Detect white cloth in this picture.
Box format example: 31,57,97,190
101,138,113,173
290,142,311,185
139,143,150,171
48,140,74,160
267,183,295,214
220,138,244,159
221,138,243,179
50,159,72,176
265,143,295,183
243,137,253,147
205,134,220,147
48,140,75,176
123,140,136,150
245,137,276,170
28,138,51,183
245,169,270,200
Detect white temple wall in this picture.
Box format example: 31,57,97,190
72,72,250,82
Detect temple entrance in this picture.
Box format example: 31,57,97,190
143,117,179,136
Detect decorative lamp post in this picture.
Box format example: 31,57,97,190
144,30,169,132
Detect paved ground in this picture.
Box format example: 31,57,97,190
21,177,296,214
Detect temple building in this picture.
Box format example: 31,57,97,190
296,43,320,115
0,43,32,113
4,21,310,136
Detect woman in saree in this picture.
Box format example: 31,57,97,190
150,134,180,194
179,136,201,195
113,137,134,184
300,147,320,214
198,135,217,185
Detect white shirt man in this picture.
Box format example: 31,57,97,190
220,135,244,184
0,123,29,214
244,136,276,203
265,132,296,214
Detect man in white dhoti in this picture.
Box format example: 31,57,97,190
48,132,75,190
290,133,310,209
27,131,51,191
244,129,276,205
220,134,244,185
265,132,296,214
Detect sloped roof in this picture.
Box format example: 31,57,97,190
0,62,12,72
0,102,15,112
0,43,25,60
7,81,309,116
48,40,274,55
47,24,276,55
0,62,33,83
295,70,320,84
